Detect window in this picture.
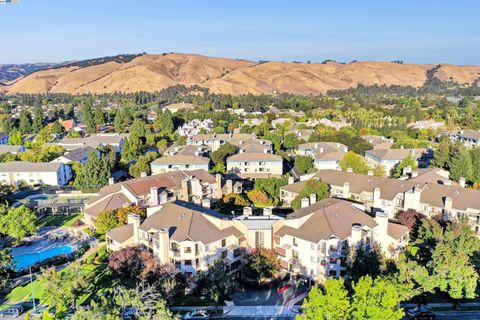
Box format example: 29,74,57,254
221,239,226,247
184,247,192,254
184,260,192,266
320,242,326,255
255,231,265,248
328,270,337,277
293,237,298,247
292,250,299,259
195,243,199,253
311,243,316,250
329,257,337,264
221,250,227,259
310,256,315,262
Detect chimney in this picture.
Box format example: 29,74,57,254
375,211,389,237
150,186,159,206
444,196,453,212
140,172,147,178
215,174,223,198
319,147,325,153
341,182,350,199
181,179,189,201
347,168,353,173
410,149,415,157
400,145,404,149
243,206,253,216
201,198,211,208
351,223,362,247
367,170,373,176
309,193,317,205
226,179,233,194
288,176,295,184
301,197,310,208
459,177,466,188
263,206,273,216
403,165,412,176
127,214,141,244
411,171,418,178
108,177,115,185
157,228,170,264
443,180,452,186
343,147,348,152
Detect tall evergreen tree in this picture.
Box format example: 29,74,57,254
31,107,44,133
18,110,32,134
448,142,473,182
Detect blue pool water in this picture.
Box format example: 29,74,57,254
12,245,75,271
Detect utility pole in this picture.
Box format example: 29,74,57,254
29,266,36,311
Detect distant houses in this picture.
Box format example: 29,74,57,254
446,130,480,148
296,142,348,171
0,161,71,186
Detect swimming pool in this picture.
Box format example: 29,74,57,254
12,245,75,271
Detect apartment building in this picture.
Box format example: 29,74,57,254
107,201,246,274
362,135,394,149
0,161,71,186
83,169,239,227
446,130,480,148
226,152,283,179
273,198,407,282
365,148,433,175
280,169,480,233
187,133,271,152
408,120,444,130
285,129,314,142
106,198,408,282
296,142,348,171
46,133,127,153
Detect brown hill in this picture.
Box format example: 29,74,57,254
5,53,480,95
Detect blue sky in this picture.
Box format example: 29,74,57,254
0,0,479,64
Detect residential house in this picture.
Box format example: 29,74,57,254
47,133,127,153
0,161,71,186
0,145,26,155
365,147,433,175
226,152,283,179
151,145,211,174
362,135,394,149
296,142,348,171
51,146,94,164
408,120,444,130
446,130,480,148
187,133,271,152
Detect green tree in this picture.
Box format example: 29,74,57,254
0,248,13,291
245,248,280,281
471,147,480,183
154,110,174,134
81,104,96,133
291,180,329,209
295,155,314,173
8,129,23,145
0,205,37,243
348,245,385,283
95,209,121,237
431,137,450,168
283,133,300,150
121,135,144,163
50,120,64,135
339,151,370,174
351,276,404,320
254,175,290,199
130,118,146,138
74,150,112,190
247,189,272,207
94,106,106,126
31,107,44,133
299,278,351,320
448,142,473,182
394,155,418,178
18,110,32,134
195,260,238,304
398,219,480,300
211,142,238,165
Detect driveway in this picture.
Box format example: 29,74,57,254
232,282,308,306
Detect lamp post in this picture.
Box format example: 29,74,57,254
29,266,36,311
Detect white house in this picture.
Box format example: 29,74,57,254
0,161,72,186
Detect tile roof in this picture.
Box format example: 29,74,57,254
140,201,243,244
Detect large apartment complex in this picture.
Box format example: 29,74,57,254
106,198,407,282
0,161,71,186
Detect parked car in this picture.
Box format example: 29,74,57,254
0,306,23,318
407,306,436,320
183,310,210,319
30,305,56,318
276,283,292,293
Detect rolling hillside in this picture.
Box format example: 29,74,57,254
4,53,480,95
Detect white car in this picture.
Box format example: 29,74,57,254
183,310,210,320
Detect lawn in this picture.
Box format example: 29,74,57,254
38,213,81,228
1,245,116,308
